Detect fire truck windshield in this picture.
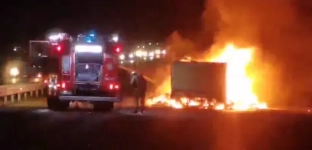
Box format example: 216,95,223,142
76,52,103,64
75,64,101,73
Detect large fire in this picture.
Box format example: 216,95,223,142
146,43,267,111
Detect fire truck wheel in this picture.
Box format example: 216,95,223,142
47,96,69,111
93,102,114,112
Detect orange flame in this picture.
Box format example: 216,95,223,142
147,43,267,110
208,43,267,110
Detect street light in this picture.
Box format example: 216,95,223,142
135,50,143,57
142,51,147,57
149,52,154,57
119,54,125,60
155,49,161,55
13,46,20,51
10,67,19,77
162,49,166,54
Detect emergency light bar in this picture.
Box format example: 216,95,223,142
75,45,102,53
49,33,66,41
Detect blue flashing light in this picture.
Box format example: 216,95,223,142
85,36,93,43
82,30,97,43
89,30,96,37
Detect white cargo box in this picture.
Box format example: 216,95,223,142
171,61,227,101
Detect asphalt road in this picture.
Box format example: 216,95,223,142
1,97,312,150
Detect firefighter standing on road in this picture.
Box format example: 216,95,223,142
130,72,147,114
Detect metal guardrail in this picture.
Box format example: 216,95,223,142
0,83,45,105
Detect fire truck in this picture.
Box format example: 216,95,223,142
47,32,123,111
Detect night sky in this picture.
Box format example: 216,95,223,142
2,0,204,53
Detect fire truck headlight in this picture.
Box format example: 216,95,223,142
135,50,143,57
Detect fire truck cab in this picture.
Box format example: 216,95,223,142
47,32,122,111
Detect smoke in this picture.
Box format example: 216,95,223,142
167,31,199,59
145,32,200,96
203,0,295,44
203,0,312,106
151,0,312,106
202,0,298,105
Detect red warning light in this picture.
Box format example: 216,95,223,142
115,45,122,53
116,47,120,52
56,45,61,51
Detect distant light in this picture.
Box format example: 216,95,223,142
11,78,17,84
142,51,147,57
149,52,154,57
38,53,41,56
162,50,166,54
10,67,19,77
135,50,143,57
149,43,151,45
129,54,134,58
75,45,102,53
119,54,125,60
130,60,134,63
155,49,160,54
112,35,118,42
89,34,95,37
